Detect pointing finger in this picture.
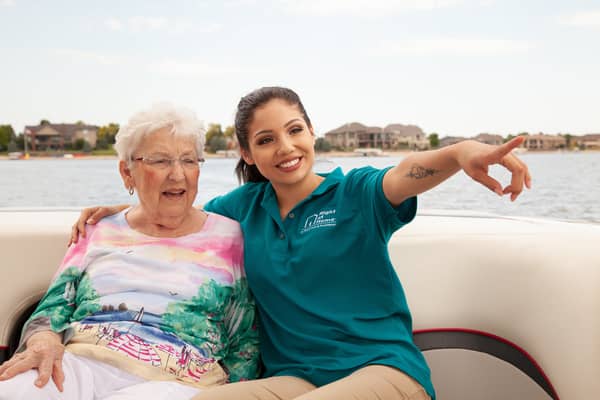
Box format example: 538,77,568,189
487,136,526,162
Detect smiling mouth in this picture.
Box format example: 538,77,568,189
162,189,186,198
277,158,300,169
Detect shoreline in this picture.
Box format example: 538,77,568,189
0,149,598,161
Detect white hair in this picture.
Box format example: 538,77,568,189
114,102,206,162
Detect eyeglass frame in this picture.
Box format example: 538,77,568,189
131,155,205,169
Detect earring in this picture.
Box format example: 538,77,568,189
128,187,134,196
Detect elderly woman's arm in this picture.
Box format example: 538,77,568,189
0,231,93,389
221,278,260,382
0,331,65,391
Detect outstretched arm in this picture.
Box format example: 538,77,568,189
383,136,531,206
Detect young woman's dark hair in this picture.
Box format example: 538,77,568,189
234,86,312,183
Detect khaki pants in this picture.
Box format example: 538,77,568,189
192,365,431,400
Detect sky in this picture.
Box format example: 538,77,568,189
1,0,599,138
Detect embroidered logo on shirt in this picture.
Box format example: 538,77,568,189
300,209,337,234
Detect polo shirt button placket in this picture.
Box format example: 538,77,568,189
279,232,285,240
289,212,295,219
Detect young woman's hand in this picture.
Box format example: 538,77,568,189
0,331,65,391
68,204,129,246
456,136,531,201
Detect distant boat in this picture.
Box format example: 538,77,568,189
8,152,22,160
353,148,383,157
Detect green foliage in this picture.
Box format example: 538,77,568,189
314,137,332,152
205,123,223,144
15,134,24,150
73,274,102,320
428,133,439,148
97,123,119,148
205,123,229,153
208,135,228,152
162,279,233,353
73,138,86,150
40,119,50,125
0,124,15,151
91,148,117,156
564,134,573,149
223,125,235,138
29,267,82,332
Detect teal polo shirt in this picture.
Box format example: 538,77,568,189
204,166,434,399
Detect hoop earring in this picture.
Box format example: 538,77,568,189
128,187,134,196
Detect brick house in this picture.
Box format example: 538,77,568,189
523,134,566,150
324,122,429,150
24,123,98,151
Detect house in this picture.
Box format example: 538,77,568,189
324,122,429,150
439,136,467,147
523,134,566,150
578,134,600,149
383,124,430,150
474,133,503,146
24,122,98,151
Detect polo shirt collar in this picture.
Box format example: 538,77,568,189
260,167,344,220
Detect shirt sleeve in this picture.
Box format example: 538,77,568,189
220,276,260,382
345,166,417,241
18,227,94,350
204,183,260,222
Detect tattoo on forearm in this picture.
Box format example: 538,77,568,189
405,164,441,179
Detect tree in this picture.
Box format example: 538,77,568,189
205,123,223,144
428,133,439,148
15,134,24,150
0,124,15,151
223,125,235,138
97,123,119,148
208,135,228,152
314,137,332,152
40,119,50,125
564,134,573,149
73,138,85,150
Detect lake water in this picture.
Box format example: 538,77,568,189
1,152,599,223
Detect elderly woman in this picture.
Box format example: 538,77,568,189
0,104,259,400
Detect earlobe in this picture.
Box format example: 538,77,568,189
241,149,255,165
118,160,135,191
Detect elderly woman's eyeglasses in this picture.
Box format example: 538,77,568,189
132,156,205,170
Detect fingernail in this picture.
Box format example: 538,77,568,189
86,219,93,223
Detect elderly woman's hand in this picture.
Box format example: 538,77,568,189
0,331,65,391
68,204,130,246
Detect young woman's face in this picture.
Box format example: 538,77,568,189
243,99,316,188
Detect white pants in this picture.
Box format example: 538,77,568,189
0,352,201,400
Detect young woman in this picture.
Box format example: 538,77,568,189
69,87,530,400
